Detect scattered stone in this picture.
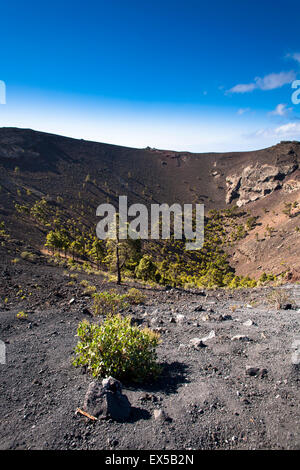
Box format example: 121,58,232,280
153,409,171,422
218,314,232,321
201,314,211,322
197,291,206,296
246,304,253,309
200,330,216,342
231,335,252,342
194,305,204,312
246,366,268,377
243,319,254,327
140,393,157,402
291,336,300,349
189,338,206,349
260,368,268,378
246,366,260,376
130,316,143,326
282,303,293,310
176,314,185,324
83,377,131,421
291,351,300,365
242,398,251,405
82,307,92,317
69,298,75,305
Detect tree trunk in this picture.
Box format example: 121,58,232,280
116,244,121,285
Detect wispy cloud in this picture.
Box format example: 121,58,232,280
237,107,251,115
253,122,300,139
269,103,292,116
286,52,300,64
228,70,296,94
274,122,300,136
229,83,256,94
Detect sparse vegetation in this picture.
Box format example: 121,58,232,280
125,288,146,305
73,315,161,381
16,311,28,319
266,288,292,309
92,290,129,316
20,251,37,262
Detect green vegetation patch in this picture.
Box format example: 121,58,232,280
73,315,161,382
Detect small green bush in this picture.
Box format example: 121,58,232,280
73,315,161,381
20,251,37,262
135,255,157,281
80,280,97,296
266,288,292,309
92,289,129,316
125,288,146,305
16,311,28,319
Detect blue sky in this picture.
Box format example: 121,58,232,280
0,0,300,152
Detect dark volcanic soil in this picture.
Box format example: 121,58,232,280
0,260,300,450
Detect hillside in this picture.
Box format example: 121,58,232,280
1,127,300,281
1,127,300,451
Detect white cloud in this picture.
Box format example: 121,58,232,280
228,70,296,93
274,122,300,136
237,107,251,115
287,52,300,64
256,71,296,90
269,103,292,116
229,83,256,93
252,122,300,140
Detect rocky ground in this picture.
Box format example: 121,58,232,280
0,260,300,450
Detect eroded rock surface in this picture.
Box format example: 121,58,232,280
226,162,298,206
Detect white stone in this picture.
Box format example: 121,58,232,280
200,330,216,342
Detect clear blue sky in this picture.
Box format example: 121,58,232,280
0,0,300,152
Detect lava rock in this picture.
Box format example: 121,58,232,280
282,303,293,310
82,307,92,317
246,366,268,377
194,305,204,312
231,335,252,342
189,338,207,349
83,377,131,421
246,366,260,376
218,314,233,321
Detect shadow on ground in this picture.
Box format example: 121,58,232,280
126,361,189,395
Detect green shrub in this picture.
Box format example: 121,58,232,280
80,279,97,296
73,315,161,381
20,251,37,262
259,272,277,285
135,255,157,281
16,311,28,319
125,288,146,305
92,289,129,316
266,288,292,309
